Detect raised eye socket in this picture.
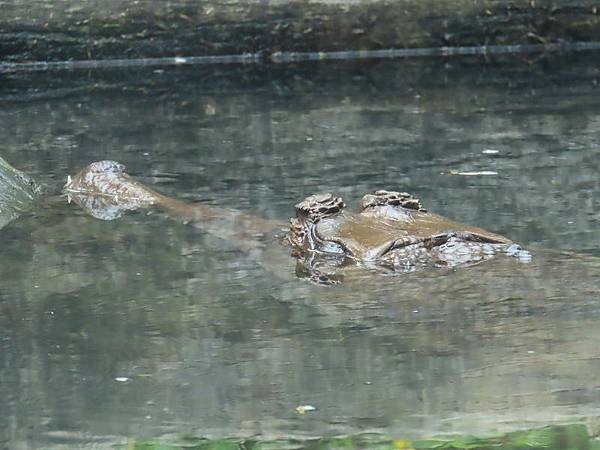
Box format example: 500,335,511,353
360,190,425,212
295,194,345,221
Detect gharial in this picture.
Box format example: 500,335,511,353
64,160,530,284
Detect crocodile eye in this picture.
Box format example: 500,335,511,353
402,199,422,211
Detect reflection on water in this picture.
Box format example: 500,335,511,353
1,56,600,449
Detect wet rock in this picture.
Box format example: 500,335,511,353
2,1,600,62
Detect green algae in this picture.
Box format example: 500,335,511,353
116,424,596,450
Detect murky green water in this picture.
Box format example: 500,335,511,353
1,56,600,449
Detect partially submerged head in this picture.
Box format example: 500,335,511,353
286,189,520,283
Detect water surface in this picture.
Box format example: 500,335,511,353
1,55,599,449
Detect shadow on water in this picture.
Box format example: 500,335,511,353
0,54,599,448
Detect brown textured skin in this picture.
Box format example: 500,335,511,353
290,190,510,257
326,208,510,255
287,190,515,281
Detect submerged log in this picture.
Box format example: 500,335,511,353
1,0,600,63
